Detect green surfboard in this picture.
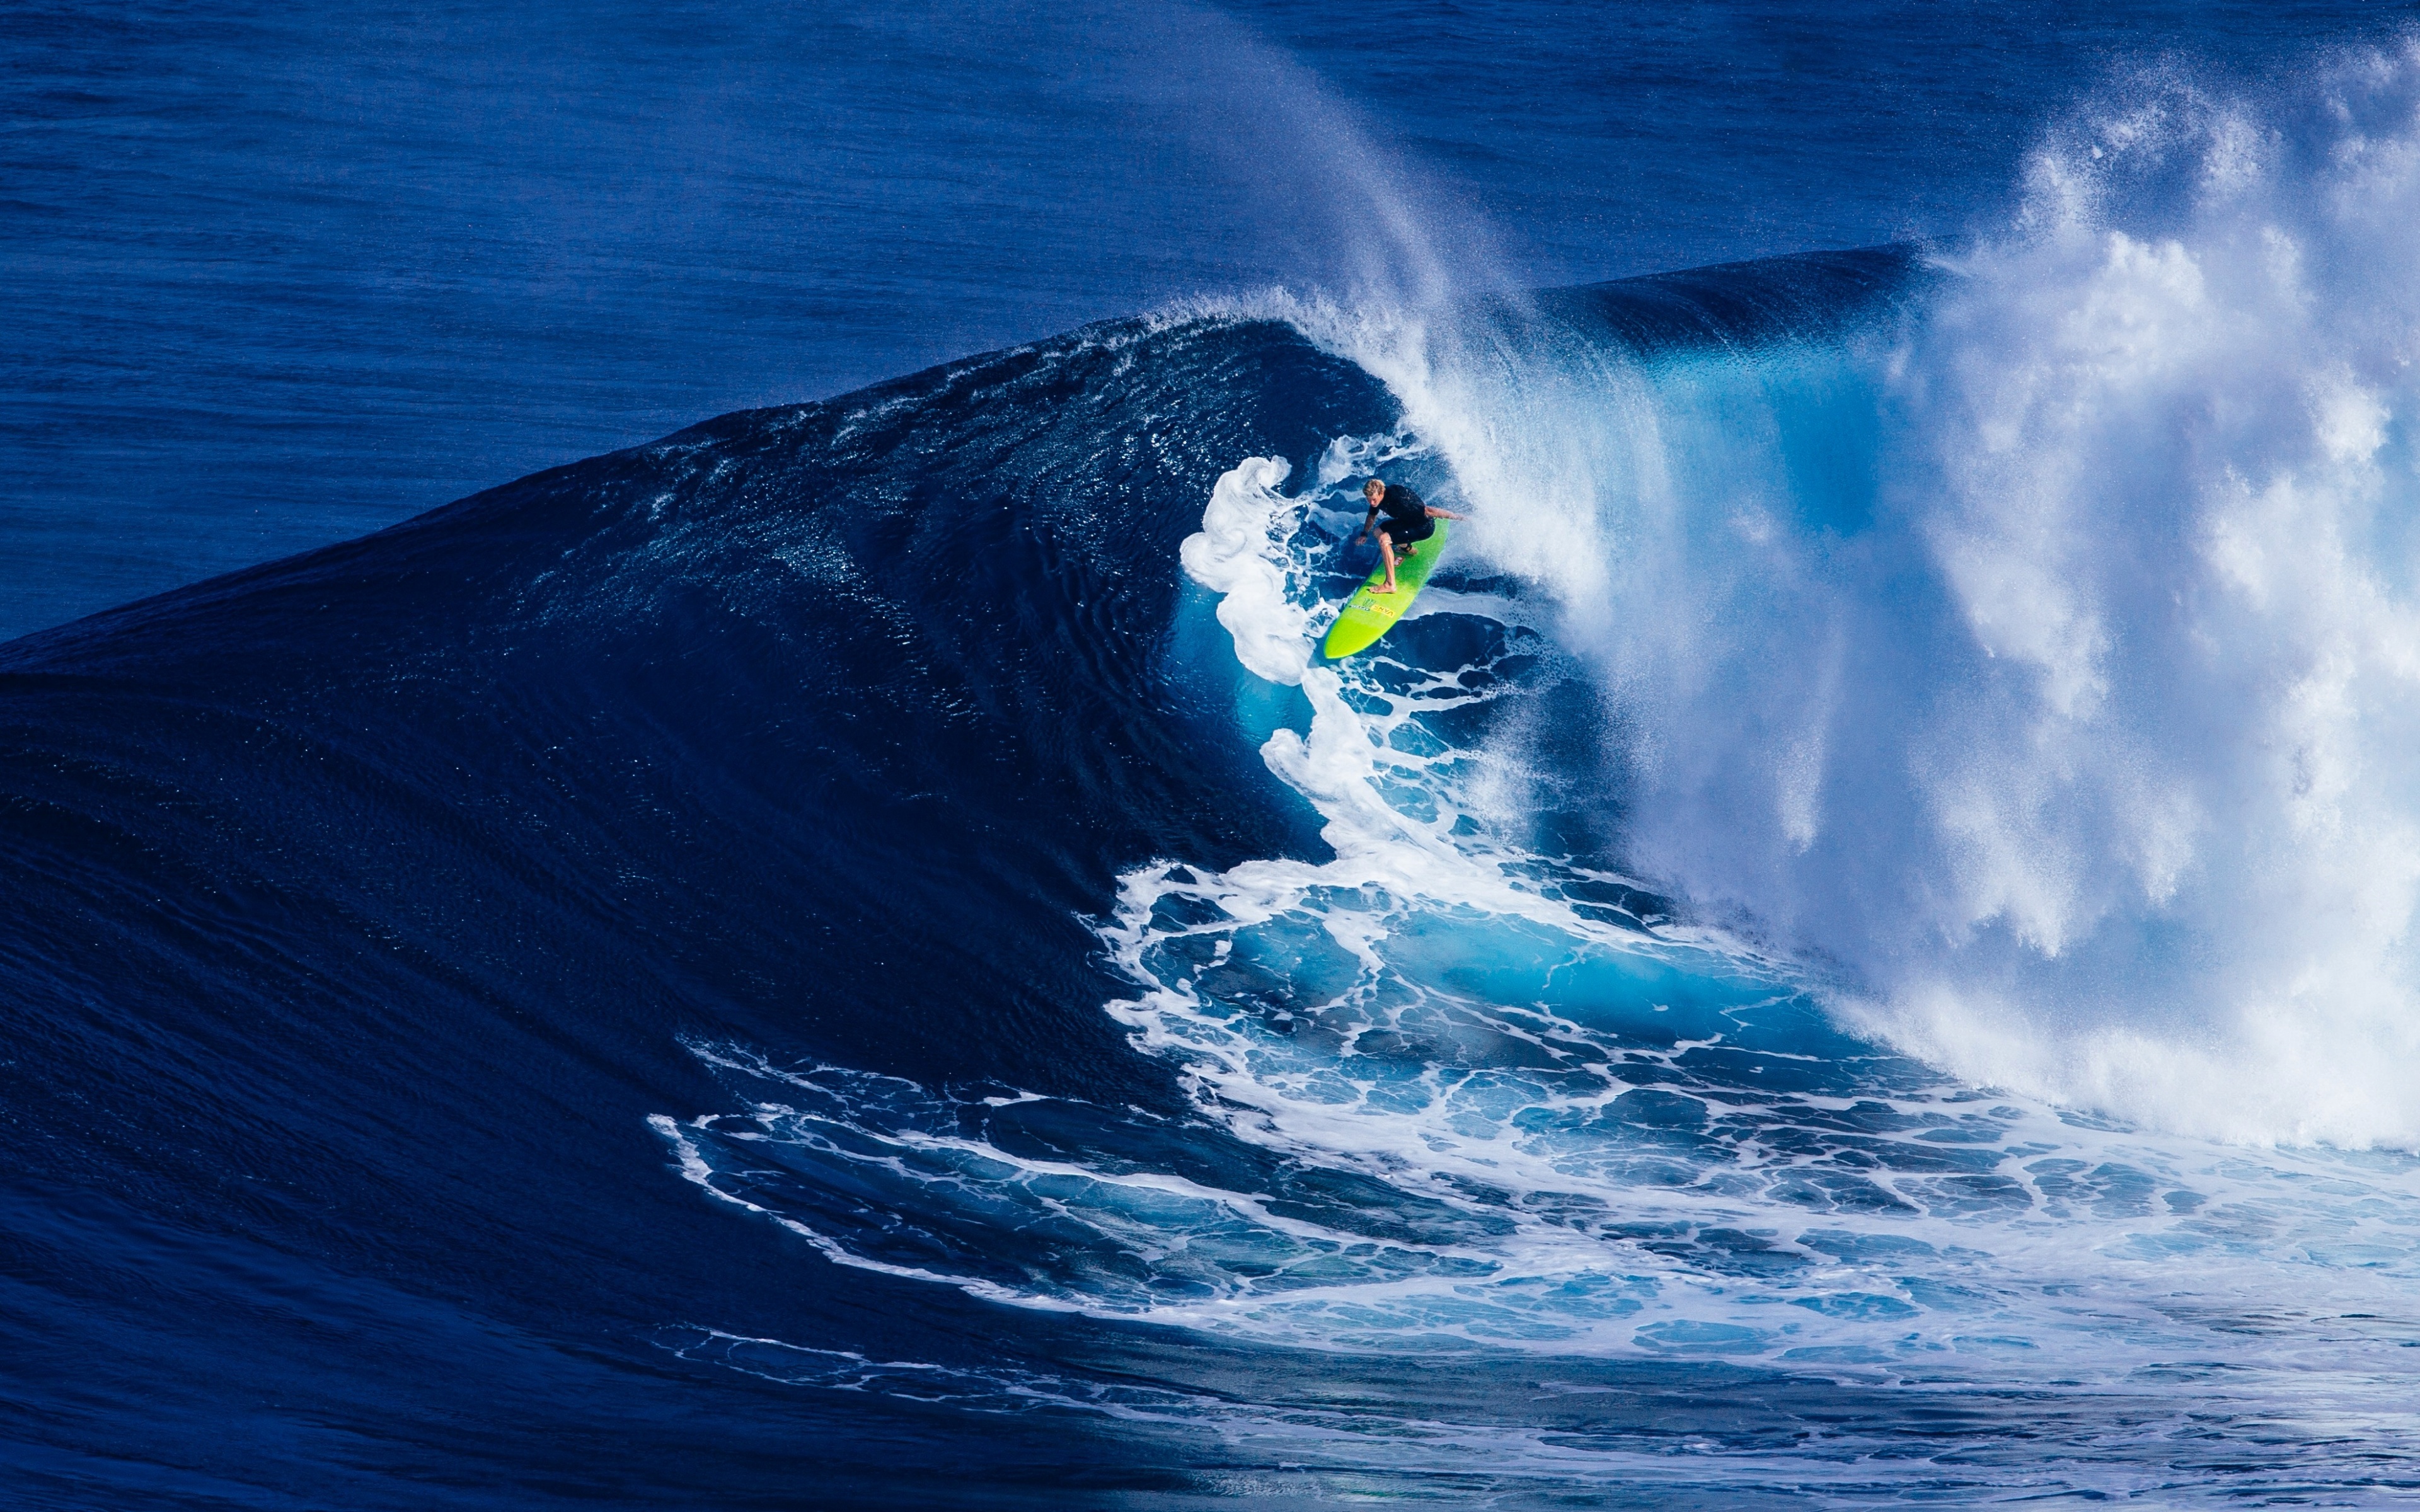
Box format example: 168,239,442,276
1321,520,1449,659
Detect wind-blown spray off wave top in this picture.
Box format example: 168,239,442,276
12,44,2420,1510
1275,52,2420,1152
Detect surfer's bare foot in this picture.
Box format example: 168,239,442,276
1374,581,1398,594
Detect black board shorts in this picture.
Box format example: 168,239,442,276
1379,515,1435,547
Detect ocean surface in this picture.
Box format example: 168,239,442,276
8,3,2420,1507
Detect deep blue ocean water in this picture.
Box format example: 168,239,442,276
9,4,2420,1508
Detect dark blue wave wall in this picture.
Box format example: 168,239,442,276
0,250,1916,1508
0,312,1398,1507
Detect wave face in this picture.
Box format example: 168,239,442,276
12,59,2420,1511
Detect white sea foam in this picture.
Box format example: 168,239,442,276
1266,51,2420,1153
1177,455,1314,685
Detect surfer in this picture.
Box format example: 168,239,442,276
1355,478,1465,593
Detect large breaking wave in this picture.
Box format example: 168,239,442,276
11,43,2420,1511
652,50,2420,1491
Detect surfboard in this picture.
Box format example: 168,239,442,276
1321,519,1449,659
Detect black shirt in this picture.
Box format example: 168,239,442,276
1373,483,1427,525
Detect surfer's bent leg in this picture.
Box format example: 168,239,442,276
1375,528,1401,592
